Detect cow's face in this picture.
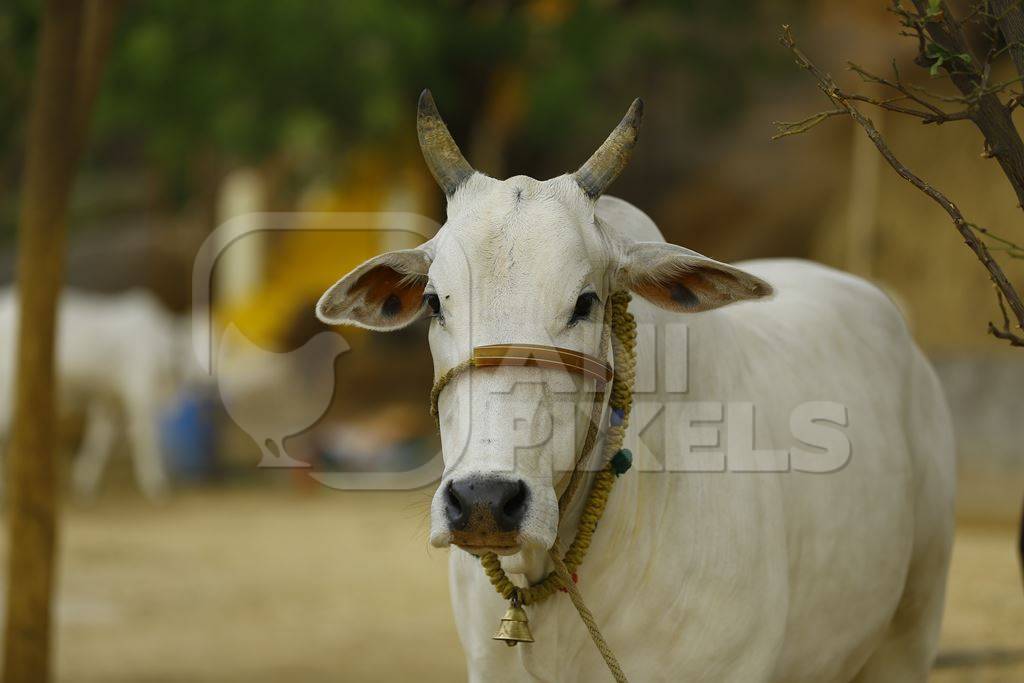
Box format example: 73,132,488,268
422,173,615,556
316,92,771,562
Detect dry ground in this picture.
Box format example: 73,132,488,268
0,488,1020,682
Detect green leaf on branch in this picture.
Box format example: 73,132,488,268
925,41,972,76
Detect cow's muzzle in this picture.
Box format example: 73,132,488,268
444,477,528,552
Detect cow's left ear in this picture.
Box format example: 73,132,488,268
618,242,773,313
316,248,432,330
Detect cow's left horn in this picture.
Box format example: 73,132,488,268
573,98,644,199
417,89,475,196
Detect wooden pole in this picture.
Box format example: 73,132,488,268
4,1,120,680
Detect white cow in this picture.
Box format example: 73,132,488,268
317,92,955,682
0,289,178,500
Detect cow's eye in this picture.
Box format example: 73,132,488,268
423,292,443,322
424,292,441,315
569,292,599,326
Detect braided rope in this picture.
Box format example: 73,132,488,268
550,548,629,683
430,358,472,423
479,290,636,606
555,296,615,505
478,466,618,604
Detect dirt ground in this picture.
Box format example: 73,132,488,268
0,487,1020,682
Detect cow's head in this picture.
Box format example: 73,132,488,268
317,91,771,564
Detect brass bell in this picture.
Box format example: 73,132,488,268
492,603,534,647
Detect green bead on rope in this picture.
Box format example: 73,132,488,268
610,448,632,476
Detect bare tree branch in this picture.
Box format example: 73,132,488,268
73,0,124,147
778,25,1024,347
971,222,1024,258
771,109,847,139
989,288,1024,345
848,60,958,119
777,59,975,132
843,90,972,123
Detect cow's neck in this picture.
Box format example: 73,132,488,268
502,305,736,586
520,307,737,585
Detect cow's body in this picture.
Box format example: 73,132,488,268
447,196,955,682
317,94,956,682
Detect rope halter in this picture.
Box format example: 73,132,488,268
428,290,637,682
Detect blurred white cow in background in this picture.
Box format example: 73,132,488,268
0,288,182,501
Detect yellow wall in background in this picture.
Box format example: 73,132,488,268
216,154,437,349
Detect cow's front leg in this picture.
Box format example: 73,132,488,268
72,398,119,500
124,393,168,501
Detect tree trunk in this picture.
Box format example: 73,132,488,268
911,0,1024,209
990,0,1024,80
3,1,119,680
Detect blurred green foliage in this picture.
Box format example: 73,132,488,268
0,0,807,236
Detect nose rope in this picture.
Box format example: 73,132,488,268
428,290,637,683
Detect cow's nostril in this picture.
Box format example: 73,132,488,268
503,481,527,519
445,480,469,530
496,480,528,531
447,482,463,515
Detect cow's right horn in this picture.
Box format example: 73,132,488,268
573,98,644,199
417,89,475,197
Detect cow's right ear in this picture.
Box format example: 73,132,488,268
316,248,433,331
617,242,772,313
